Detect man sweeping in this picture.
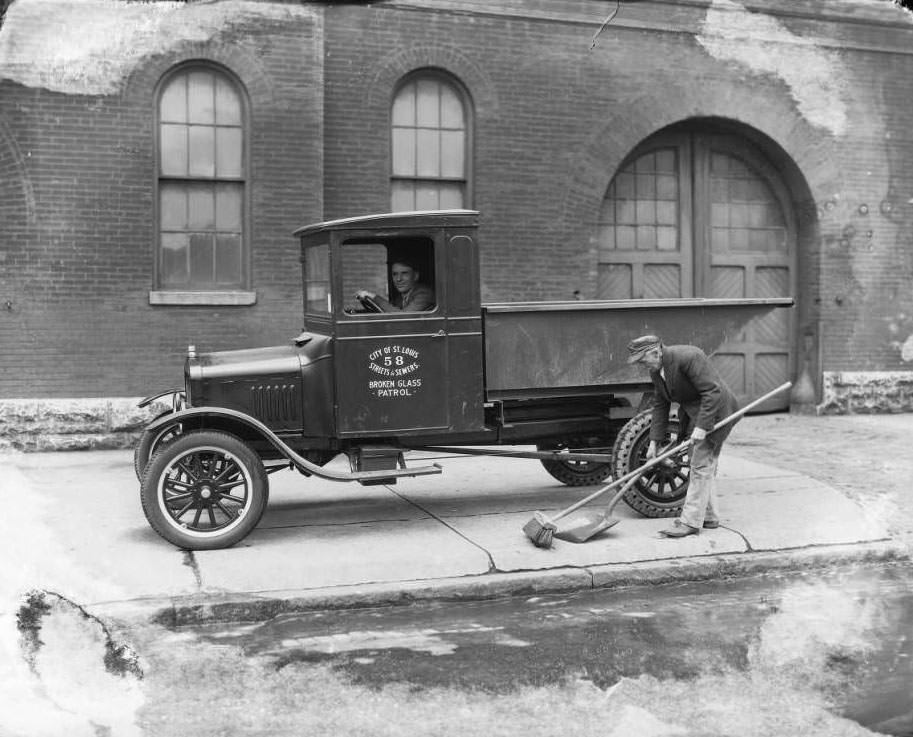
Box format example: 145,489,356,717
626,335,740,538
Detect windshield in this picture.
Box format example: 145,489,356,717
303,243,331,315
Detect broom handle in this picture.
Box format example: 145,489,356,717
548,381,793,524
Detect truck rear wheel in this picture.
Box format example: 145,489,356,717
538,439,613,486
140,430,269,550
611,412,689,517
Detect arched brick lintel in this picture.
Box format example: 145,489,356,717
365,43,500,118
561,95,838,236
0,117,37,227
120,40,276,111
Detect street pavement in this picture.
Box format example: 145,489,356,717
0,421,907,628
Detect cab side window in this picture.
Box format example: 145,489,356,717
342,238,436,315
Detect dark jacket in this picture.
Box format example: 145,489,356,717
649,344,739,443
377,284,435,312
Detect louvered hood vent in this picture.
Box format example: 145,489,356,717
249,383,299,423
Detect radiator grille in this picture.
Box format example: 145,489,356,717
249,384,299,423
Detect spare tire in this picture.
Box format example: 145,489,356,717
610,411,689,517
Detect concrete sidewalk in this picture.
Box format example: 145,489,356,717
0,445,904,627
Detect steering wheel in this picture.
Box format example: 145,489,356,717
356,293,384,313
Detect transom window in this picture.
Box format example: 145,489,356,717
598,149,680,254
157,66,246,291
709,153,787,253
391,74,469,211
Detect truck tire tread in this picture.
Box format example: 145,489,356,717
611,411,687,518
140,429,269,550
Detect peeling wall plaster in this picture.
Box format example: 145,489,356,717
697,0,849,136
901,335,913,362
0,0,314,96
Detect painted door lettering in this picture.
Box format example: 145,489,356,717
368,346,422,397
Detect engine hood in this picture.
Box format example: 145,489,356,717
187,344,305,380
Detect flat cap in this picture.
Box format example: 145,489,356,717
626,334,661,363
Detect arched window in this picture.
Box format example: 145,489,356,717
155,65,248,295
390,73,470,211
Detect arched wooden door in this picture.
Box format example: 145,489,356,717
596,129,796,409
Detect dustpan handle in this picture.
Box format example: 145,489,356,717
550,381,792,523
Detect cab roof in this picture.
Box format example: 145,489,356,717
293,209,479,238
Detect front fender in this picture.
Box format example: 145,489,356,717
138,388,185,411
145,407,441,483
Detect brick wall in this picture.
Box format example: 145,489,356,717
1,0,913,411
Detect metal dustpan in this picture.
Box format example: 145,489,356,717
521,439,690,548
552,474,641,543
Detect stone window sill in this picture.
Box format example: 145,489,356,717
148,290,257,306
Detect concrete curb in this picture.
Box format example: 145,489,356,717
101,538,908,627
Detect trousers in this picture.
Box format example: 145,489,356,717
678,424,732,529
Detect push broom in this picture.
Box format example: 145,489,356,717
522,382,792,548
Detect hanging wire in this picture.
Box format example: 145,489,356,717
590,0,621,49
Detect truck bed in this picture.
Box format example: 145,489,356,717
482,297,794,402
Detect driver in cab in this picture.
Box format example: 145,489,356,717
355,259,435,312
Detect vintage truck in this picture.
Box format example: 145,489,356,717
135,209,793,550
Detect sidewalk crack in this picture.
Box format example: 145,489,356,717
389,489,497,573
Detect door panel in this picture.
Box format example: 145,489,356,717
710,266,746,300
335,317,450,435
755,353,790,397
598,263,633,299
712,353,747,396
643,264,682,298
597,128,795,409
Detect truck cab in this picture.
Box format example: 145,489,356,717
295,210,487,440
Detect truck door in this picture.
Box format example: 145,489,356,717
334,236,450,436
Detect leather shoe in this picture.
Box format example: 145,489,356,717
702,520,720,529
659,520,700,538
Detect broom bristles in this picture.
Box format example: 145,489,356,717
522,511,557,549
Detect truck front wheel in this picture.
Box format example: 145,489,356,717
140,430,269,550
611,412,689,517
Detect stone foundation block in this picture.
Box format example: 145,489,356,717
820,371,913,414
0,398,170,452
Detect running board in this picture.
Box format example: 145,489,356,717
411,446,612,463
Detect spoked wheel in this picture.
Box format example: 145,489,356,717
133,413,183,481
140,430,269,550
611,412,689,517
538,437,614,486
